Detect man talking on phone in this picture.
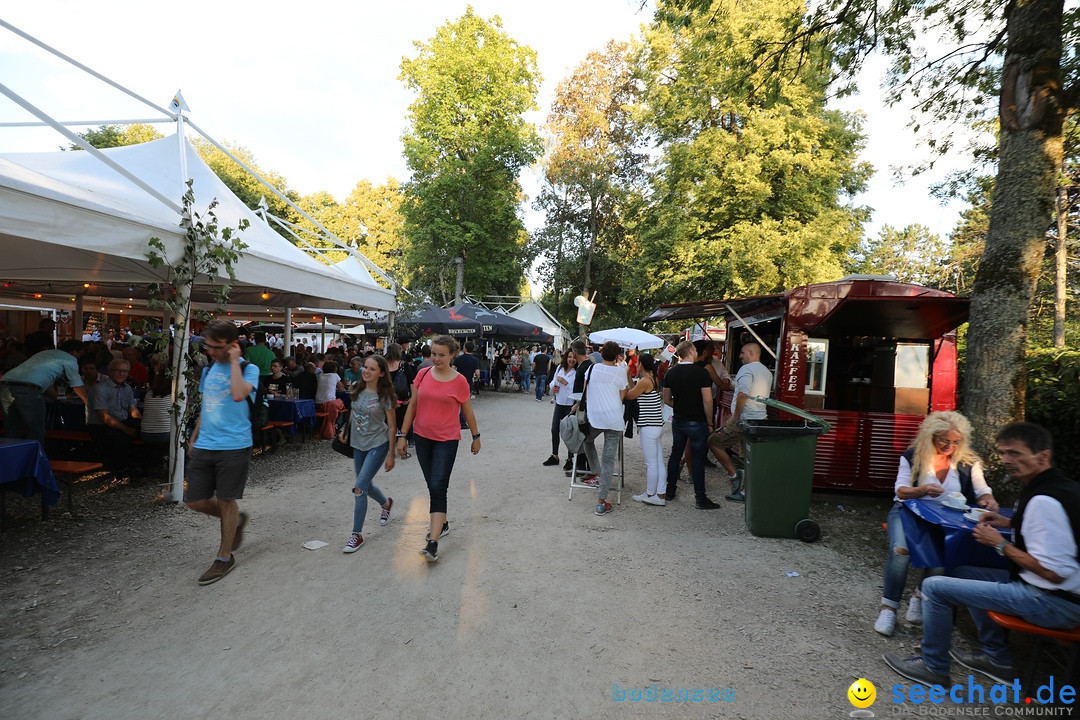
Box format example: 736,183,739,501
185,319,260,586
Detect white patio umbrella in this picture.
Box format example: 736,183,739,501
589,327,665,349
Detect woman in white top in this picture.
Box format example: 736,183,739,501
579,341,629,517
627,353,667,505
543,351,578,468
315,360,345,439
874,411,999,636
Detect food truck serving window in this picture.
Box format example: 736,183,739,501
806,339,828,395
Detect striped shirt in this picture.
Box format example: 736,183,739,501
637,387,665,427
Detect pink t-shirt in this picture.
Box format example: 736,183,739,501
412,367,471,442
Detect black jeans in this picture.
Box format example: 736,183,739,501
550,403,574,456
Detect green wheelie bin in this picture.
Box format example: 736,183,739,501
738,398,831,542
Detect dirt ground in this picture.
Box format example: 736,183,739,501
0,389,1042,719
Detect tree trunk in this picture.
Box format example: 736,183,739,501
578,196,600,338
962,0,1066,487
1054,184,1068,347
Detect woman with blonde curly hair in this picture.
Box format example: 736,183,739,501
874,411,1000,636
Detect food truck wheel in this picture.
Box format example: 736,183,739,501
795,519,821,543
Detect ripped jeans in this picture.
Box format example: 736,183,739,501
882,502,942,607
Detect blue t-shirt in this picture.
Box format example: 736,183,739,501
195,361,260,450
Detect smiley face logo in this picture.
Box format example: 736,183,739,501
848,678,876,708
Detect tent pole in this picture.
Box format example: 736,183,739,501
321,316,327,352
284,308,293,355
73,295,83,342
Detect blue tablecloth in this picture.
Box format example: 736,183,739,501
900,498,1014,572
268,398,316,434
0,438,59,505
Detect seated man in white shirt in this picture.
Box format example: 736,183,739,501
884,422,1080,687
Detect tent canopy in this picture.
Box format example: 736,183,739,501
451,303,553,342
0,135,397,312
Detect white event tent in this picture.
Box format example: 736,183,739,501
0,19,399,501
0,135,396,312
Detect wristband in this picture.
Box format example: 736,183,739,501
472,433,481,440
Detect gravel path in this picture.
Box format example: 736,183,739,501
1,388,985,719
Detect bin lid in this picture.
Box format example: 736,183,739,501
751,396,831,432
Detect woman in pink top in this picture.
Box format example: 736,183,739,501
397,335,480,562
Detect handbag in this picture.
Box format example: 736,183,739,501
331,410,353,458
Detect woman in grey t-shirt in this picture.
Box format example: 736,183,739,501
340,355,397,553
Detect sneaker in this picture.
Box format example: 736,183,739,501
595,501,613,516
197,556,236,586
379,498,394,526
882,652,949,686
632,492,649,503
425,521,450,541
643,495,667,506
730,469,744,494
421,540,439,562
725,490,745,503
906,594,923,624
343,533,364,553
563,458,573,471
535,398,543,403
232,511,249,551
696,498,721,509
949,650,1017,685
542,455,560,466
581,475,599,487
874,608,897,636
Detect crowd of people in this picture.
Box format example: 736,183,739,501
7,316,1080,695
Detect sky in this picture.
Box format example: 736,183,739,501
0,1,970,261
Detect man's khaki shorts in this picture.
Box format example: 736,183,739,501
708,421,742,451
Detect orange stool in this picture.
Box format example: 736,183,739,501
986,610,1080,688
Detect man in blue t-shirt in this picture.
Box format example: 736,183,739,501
185,319,260,586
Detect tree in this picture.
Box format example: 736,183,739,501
537,41,647,335
71,123,162,149
398,7,543,303
630,0,871,308
340,178,407,277
848,224,952,287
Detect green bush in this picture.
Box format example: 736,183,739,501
1025,348,1080,477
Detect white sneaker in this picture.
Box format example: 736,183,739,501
632,493,649,503
906,595,923,624
643,495,667,506
874,608,897,636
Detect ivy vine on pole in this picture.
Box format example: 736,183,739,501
144,179,249,495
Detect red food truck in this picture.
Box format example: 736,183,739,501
644,275,970,492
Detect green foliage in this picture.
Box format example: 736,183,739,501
629,0,871,306
71,123,163,149
847,223,952,287
145,180,249,482
398,7,542,302
1025,348,1080,479
533,41,647,330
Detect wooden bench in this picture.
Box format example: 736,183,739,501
258,420,294,454
46,429,144,445
986,610,1080,689
48,460,104,517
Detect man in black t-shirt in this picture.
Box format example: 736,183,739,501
532,348,551,402
663,341,719,508
453,341,481,397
